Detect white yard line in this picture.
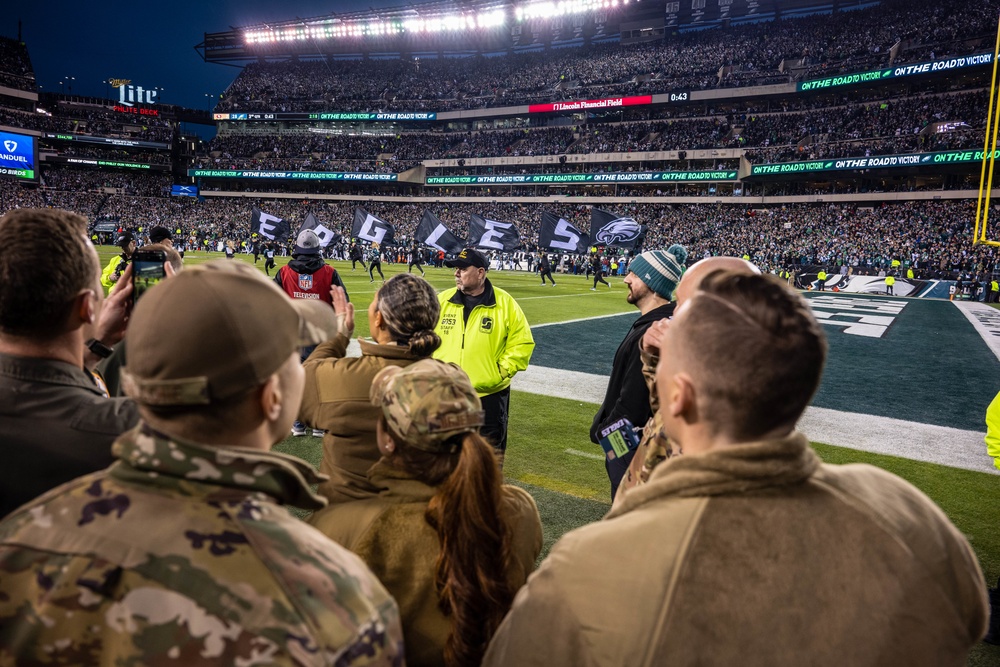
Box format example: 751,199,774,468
513,365,998,476
565,448,606,461
951,301,1000,363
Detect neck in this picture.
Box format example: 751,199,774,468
141,414,276,451
372,326,395,345
637,293,669,316
0,329,85,369
679,423,795,456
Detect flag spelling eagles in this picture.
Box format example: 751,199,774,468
298,212,342,247
416,211,465,253
590,207,645,249
352,207,395,246
540,211,590,254
250,208,292,241
469,213,521,251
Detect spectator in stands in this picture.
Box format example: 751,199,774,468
484,270,989,667
0,260,404,664
310,358,543,667
0,208,138,518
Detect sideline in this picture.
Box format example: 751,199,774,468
512,365,998,476
952,301,1000,363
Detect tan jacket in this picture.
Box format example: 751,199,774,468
311,461,543,667
300,335,422,503
484,433,988,667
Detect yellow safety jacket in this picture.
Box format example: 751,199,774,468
433,279,535,397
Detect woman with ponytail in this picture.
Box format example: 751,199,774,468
299,273,443,503
310,359,543,667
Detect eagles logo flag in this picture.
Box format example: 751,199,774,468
540,211,590,254
590,207,646,249
299,212,342,248
250,208,292,241
469,213,521,252
352,208,396,246
416,211,465,253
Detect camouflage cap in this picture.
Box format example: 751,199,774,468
370,359,485,453
122,260,340,406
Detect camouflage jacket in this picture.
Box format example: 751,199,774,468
0,423,405,667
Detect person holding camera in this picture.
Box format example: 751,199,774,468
0,209,138,518
100,230,134,291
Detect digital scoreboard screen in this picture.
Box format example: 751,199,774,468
0,130,38,182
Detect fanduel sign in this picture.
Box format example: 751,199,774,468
0,131,35,172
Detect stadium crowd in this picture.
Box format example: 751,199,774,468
215,0,998,113
0,36,33,91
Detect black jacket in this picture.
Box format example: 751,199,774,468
0,352,139,517
590,303,676,444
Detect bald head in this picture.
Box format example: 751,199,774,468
676,257,761,308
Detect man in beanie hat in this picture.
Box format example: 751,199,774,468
0,260,405,665
100,230,135,290
591,244,687,498
276,228,347,437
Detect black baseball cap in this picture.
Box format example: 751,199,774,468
116,231,135,248
444,248,489,270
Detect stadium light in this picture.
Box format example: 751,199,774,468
242,0,620,45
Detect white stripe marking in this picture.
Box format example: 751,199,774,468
513,365,998,476
951,301,1000,362
565,448,606,461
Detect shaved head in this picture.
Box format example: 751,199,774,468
658,270,826,444
676,257,761,308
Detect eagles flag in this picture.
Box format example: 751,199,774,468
540,211,590,254
590,207,645,249
469,213,521,251
299,212,341,248
416,211,465,253
352,207,395,246
250,208,291,241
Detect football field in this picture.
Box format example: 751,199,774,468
102,249,1000,662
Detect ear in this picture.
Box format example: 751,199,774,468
259,374,283,422
73,289,98,326
671,373,698,424
376,421,396,455
372,309,385,331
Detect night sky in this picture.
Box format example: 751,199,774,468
2,1,405,112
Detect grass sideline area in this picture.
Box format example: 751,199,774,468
100,248,1000,662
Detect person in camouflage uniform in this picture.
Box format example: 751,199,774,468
0,261,404,666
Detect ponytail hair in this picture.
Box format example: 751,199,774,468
382,417,514,667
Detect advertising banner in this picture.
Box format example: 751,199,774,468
426,170,736,185
528,95,652,113
188,169,398,181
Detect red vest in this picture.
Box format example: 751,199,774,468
280,264,335,304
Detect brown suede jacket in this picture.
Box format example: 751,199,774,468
299,335,422,503
310,461,543,667
484,432,989,667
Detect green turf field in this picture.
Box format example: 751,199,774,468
100,248,1000,663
